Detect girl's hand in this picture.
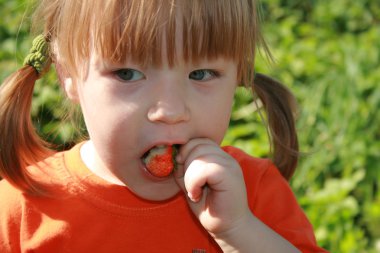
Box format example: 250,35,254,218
174,138,250,236
174,139,301,253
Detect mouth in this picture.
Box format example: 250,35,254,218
141,144,180,178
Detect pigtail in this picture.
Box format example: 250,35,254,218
253,73,299,180
0,61,52,194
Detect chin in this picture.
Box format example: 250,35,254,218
139,179,181,202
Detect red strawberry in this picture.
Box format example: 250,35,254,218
143,145,178,177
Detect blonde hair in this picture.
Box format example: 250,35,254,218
37,0,261,82
0,0,298,194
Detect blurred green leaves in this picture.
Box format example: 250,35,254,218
1,0,379,251
0,0,84,148
226,0,380,251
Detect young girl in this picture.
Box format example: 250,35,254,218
0,0,327,252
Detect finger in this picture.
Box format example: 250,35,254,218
183,159,209,202
176,138,216,164
174,162,205,203
177,139,222,169
175,155,216,203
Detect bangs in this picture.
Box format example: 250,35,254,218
46,0,261,83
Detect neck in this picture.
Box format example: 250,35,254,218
80,140,126,186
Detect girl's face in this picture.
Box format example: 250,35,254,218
72,40,238,201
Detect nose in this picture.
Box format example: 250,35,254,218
147,79,190,124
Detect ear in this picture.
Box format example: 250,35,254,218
63,77,79,103
55,63,79,103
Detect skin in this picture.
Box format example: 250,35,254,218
61,25,299,253
68,55,237,201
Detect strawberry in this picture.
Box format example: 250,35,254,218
143,145,178,177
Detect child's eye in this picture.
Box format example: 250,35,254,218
189,69,219,81
114,68,145,82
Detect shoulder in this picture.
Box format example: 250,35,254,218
2,151,72,200
0,151,67,207
26,151,71,192
28,151,66,178
223,146,325,252
223,145,296,212
0,151,71,246
222,145,278,187
223,146,291,209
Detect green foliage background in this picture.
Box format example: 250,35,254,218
1,0,379,252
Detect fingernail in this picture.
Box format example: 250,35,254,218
187,192,200,202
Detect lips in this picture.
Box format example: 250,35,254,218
141,145,179,178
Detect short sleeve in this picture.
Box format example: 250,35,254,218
222,146,327,252
251,163,327,253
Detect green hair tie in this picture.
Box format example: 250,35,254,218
23,34,51,75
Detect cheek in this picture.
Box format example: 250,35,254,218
85,106,143,156
212,105,233,143
79,86,142,144
196,92,234,144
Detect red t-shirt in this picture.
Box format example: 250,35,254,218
0,143,327,252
